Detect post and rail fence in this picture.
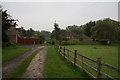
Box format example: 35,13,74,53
56,45,120,80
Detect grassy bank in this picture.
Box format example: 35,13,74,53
3,45,30,63
6,49,41,78
44,46,90,78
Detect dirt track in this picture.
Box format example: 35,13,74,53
22,46,49,78
2,46,44,77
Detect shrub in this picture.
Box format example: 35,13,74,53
61,39,81,45
79,38,83,41
61,41,69,45
3,42,17,47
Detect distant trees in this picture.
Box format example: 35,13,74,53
65,21,95,38
41,30,51,42
37,32,45,43
66,25,83,35
51,21,60,44
91,18,119,44
54,21,60,40
83,21,95,37
26,28,35,38
51,21,67,44
51,18,119,45
21,27,51,43
21,27,34,38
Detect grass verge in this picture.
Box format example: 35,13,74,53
44,46,90,78
3,45,30,63
5,49,41,78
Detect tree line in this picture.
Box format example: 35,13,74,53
51,18,120,45
2,6,120,45
21,27,50,43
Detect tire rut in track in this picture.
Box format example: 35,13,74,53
22,46,49,78
2,46,45,77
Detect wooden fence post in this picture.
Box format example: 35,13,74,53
63,47,65,59
74,50,77,67
96,58,102,79
60,46,62,54
59,46,61,54
81,55,84,72
67,49,69,60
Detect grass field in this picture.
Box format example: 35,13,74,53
6,48,41,78
3,45,30,63
44,46,90,78
62,45,118,78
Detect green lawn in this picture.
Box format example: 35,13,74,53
44,46,90,78
62,45,118,78
6,48,41,78
3,45,30,63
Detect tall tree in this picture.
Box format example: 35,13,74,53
21,27,26,37
91,18,118,43
2,7,18,42
26,28,35,38
54,21,60,40
83,21,95,37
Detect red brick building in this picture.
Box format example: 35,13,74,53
6,28,23,43
6,28,40,44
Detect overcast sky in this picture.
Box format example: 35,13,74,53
2,2,118,32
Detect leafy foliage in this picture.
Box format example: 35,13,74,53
61,39,81,45
91,18,119,43
54,21,60,40
83,21,95,37
41,30,51,42
2,7,18,42
51,18,119,45
66,25,83,35
21,27,51,43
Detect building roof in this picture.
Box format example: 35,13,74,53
6,30,20,35
79,34,92,40
6,28,23,38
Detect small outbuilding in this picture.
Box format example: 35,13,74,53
18,38,40,44
6,28,40,44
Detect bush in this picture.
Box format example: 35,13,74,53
3,42,17,47
61,39,81,45
2,42,12,47
61,41,69,45
79,38,83,41
96,39,109,45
